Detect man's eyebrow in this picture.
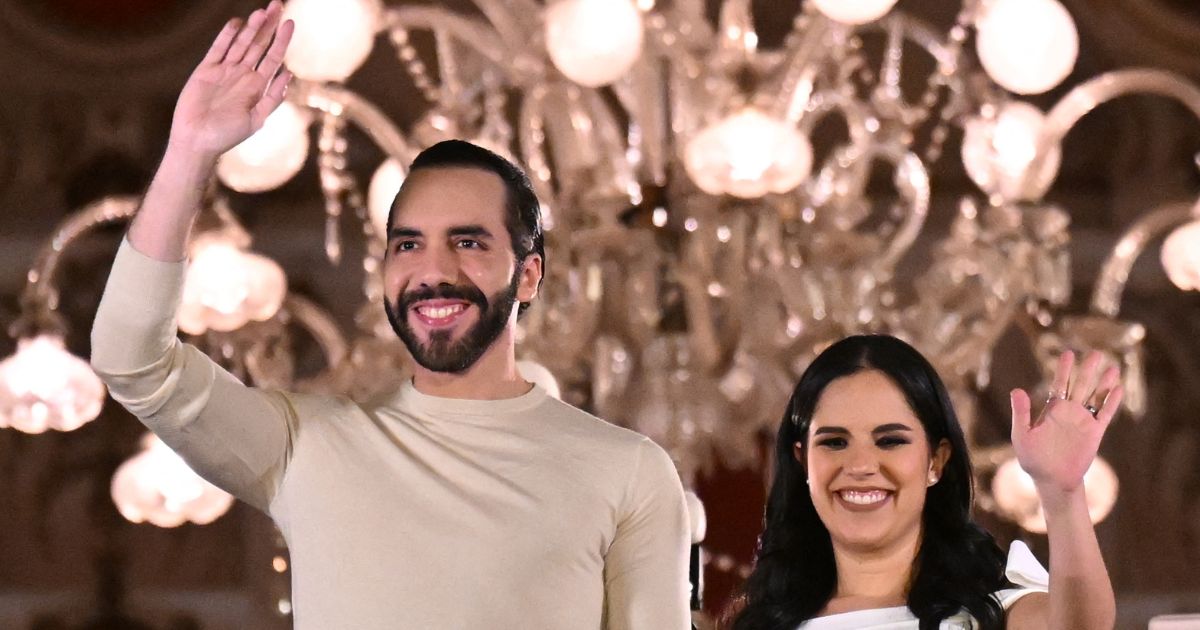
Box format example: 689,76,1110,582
388,227,422,240
448,225,495,238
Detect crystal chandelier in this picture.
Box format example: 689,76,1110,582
4,0,1200,539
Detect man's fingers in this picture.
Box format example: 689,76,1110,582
202,18,242,65
251,69,292,129
1070,351,1103,403
256,19,295,78
225,8,268,66
241,2,284,68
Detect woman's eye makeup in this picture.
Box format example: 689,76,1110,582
876,434,911,448
815,437,847,449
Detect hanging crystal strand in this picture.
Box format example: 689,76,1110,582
389,24,441,104
915,1,978,163
317,111,346,264
317,110,367,267
478,70,514,155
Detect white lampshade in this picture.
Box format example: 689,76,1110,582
0,334,106,434
684,107,813,199
991,455,1118,533
216,102,311,193
976,0,1078,95
545,0,644,87
179,234,288,335
517,359,561,400
282,0,382,82
962,101,1061,201
368,158,407,237
811,0,898,25
111,434,234,528
1162,220,1200,291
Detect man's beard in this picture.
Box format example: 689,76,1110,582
384,269,521,374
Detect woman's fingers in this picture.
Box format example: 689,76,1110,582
1010,388,1032,434
225,8,268,66
1049,350,1074,399
1096,385,1124,425
256,19,294,79
202,18,242,65
1089,365,1120,408
1070,351,1103,404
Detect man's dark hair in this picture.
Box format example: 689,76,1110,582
388,139,545,315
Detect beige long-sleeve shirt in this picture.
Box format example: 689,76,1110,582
90,238,691,630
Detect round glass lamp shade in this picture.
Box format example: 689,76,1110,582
962,101,1061,201
1162,220,1200,291
811,0,898,25
368,158,406,237
517,359,561,400
545,0,644,87
992,455,1118,533
0,334,105,434
111,434,234,528
178,234,288,335
684,107,813,199
216,102,311,193
976,0,1078,95
282,0,382,82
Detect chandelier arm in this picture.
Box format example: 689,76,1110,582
283,294,349,374
1089,199,1200,318
767,15,838,123
20,196,141,317
290,81,414,165
1030,68,1200,196
468,0,539,53
874,145,931,273
384,6,529,87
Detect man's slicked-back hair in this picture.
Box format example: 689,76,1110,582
389,139,545,315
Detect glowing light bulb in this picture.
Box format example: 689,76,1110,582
179,234,287,335
684,107,813,199
111,434,234,527
1161,220,1200,291
0,335,105,434
962,101,1061,201
545,0,644,87
811,0,898,25
991,455,1118,533
217,102,311,193
976,0,1078,95
368,158,406,237
282,0,382,82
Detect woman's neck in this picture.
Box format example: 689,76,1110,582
825,528,922,613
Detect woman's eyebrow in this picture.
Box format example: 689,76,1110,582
872,423,913,434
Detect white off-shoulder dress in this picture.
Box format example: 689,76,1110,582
796,542,1050,630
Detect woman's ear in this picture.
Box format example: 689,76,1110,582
793,441,805,464
930,438,951,480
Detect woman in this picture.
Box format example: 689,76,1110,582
730,335,1118,629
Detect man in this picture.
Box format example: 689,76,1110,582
89,3,691,628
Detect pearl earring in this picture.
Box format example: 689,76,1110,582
927,471,939,486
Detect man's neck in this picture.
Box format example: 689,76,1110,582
410,329,531,400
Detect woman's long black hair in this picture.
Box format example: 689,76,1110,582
731,335,1009,630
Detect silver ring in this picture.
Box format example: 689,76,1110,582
1085,404,1100,418
1046,389,1067,403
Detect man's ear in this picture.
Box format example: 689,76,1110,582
517,253,543,303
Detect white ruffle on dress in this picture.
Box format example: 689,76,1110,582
796,541,1050,630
